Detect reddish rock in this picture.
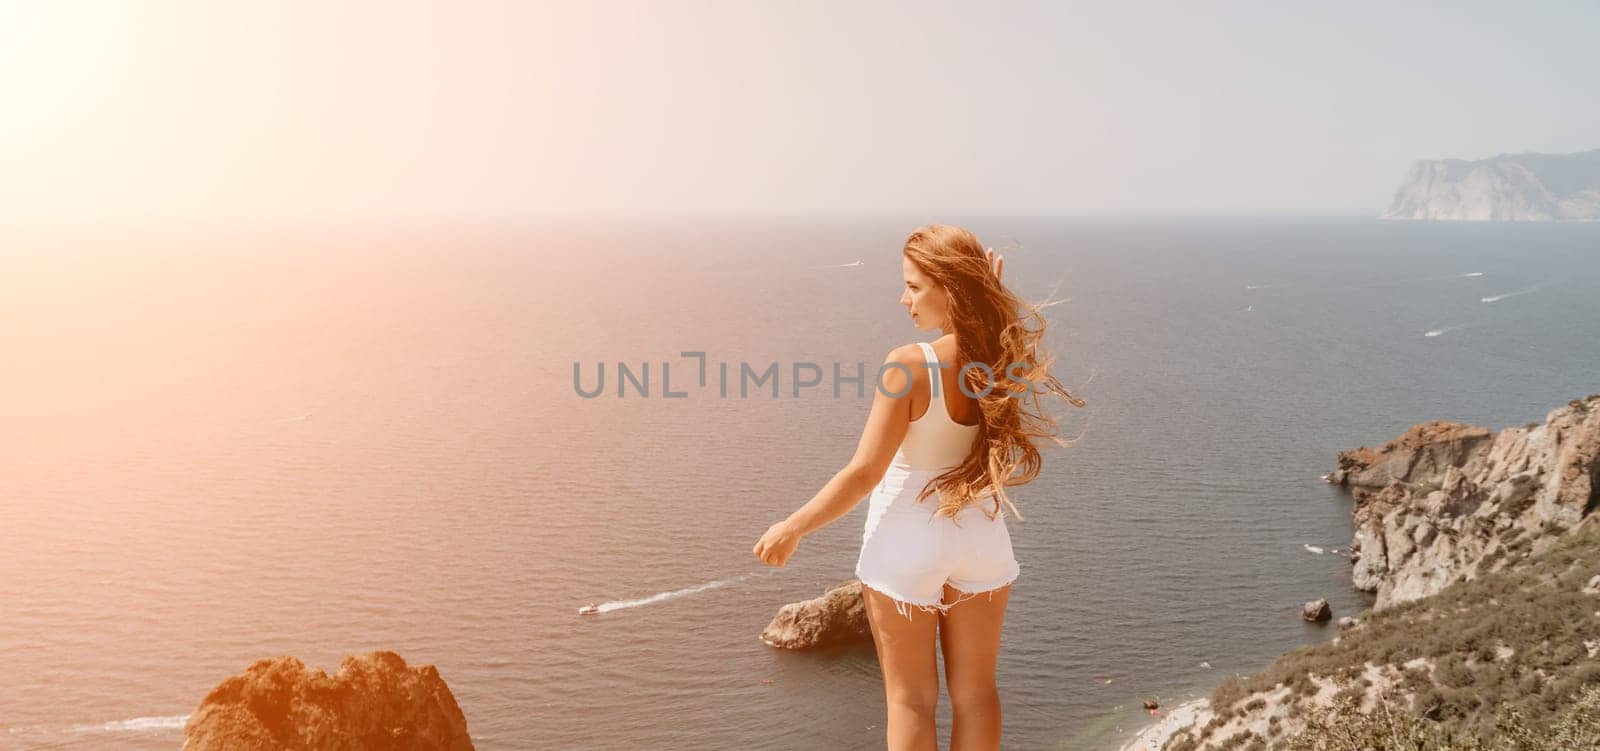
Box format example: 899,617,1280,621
1334,420,1494,489
182,651,473,751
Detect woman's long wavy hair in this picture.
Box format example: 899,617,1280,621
904,225,1087,524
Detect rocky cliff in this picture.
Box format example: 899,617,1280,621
1329,394,1600,609
1380,149,1600,221
182,651,474,751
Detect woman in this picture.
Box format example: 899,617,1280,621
752,225,1085,750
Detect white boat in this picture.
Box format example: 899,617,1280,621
578,603,600,616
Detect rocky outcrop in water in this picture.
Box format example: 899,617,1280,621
760,579,871,649
1327,395,1600,610
1380,149,1600,221
1301,598,1331,623
182,651,474,751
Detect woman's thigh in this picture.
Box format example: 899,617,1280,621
938,582,1010,698
861,586,940,707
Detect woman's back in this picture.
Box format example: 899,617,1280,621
856,341,1019,622
894,340,982,470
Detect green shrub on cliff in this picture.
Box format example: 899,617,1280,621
1284,683,1600,750
1186,519,1600,748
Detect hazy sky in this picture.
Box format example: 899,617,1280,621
4,1,1598,222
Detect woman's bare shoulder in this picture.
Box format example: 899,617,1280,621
882,342,925,363
874,343,927,394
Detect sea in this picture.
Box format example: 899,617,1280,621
1,216,1596,750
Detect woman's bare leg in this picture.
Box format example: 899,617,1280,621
939,582,1011,751
862,585,940,751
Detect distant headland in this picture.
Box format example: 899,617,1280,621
1381,149,1600,221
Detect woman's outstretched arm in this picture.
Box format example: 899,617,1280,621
753,343,923,567
787,343,923,534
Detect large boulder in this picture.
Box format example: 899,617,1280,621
761,579,871,649
1301,598,1332,622
182,651,474,751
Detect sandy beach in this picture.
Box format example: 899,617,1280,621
1117,698,1208,751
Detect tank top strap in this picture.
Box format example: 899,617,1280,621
915,341,948,423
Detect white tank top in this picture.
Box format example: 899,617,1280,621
893,341,981,470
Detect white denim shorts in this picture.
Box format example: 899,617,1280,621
854,466,1021,620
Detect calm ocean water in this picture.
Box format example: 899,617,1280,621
2,217,1596,750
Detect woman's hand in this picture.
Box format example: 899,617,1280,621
986,247,1004,282
753,519,803,567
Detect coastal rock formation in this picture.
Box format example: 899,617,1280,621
1301,598,1331,623
1329,395,1600,610
760,579,871,649
182,651,474,751
1125,396,1600,751
1128,517,1600,750
1380,149,1600,221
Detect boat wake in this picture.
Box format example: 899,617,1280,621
1419,270,1486,281
1481,285,1540,303
3,712,191,747
68,714,191,733
585,571,765,614
1302,543,1348,557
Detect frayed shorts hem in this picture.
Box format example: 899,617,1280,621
855,567,1019,622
